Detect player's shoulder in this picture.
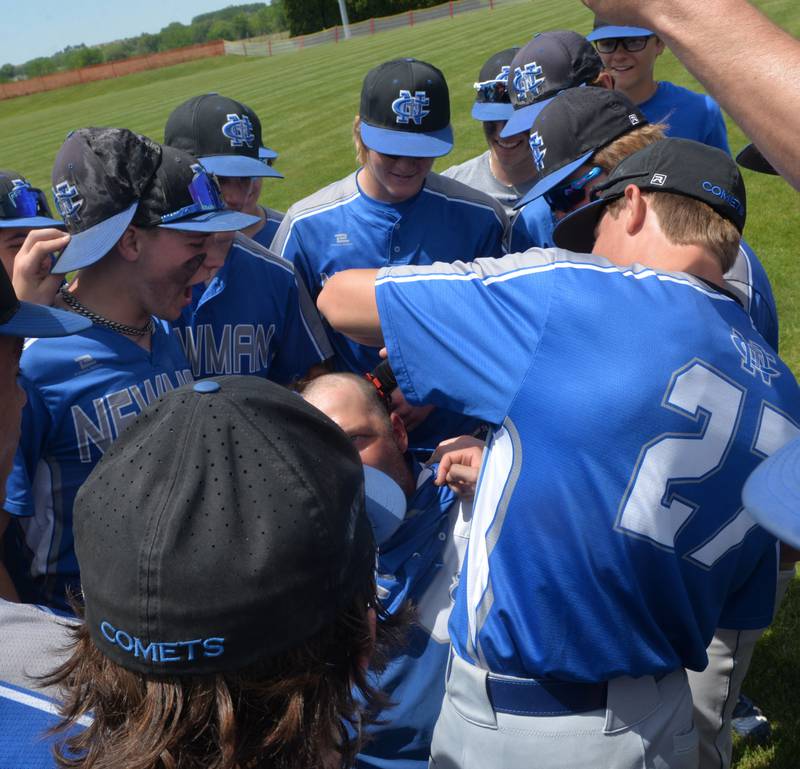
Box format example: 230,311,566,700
19,332,98,384
423,171,507,220
659,80,719,110
260,205,284,224
228,233,297,278
283,172,360,223
439,151,488,181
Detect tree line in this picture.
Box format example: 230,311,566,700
284,0,443,36
1,3,287,82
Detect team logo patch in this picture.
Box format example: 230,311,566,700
512,61,546,102
702,180,744,215
529,131,547,171
392,90,430,125
731,328,780,386
650,173,667,186
493,65,511,82
52,180,83,224
221,113,255,148
9,178,29,204
333,232,351,246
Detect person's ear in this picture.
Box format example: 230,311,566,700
115,226,144,264
623,185,647,235
653,36,666,56
389,411,409,454
596,70,615,90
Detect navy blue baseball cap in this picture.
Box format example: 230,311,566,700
75,375,378,676
737,144,778,176
515,87,646,210
743,437,800,549
165,94,283,179
554,138,746,252
51,128,258,275
501,31,603,138
360,59,453,158
586,18,654,41
0,172,63,229
0,262,91,338
472,48,519,122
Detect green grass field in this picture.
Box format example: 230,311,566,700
1,1,799,766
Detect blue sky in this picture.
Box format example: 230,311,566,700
4,1,245,66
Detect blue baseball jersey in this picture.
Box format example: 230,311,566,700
171,234,331,384
639,82,730,154
375,250,800,681
272,170,508,447
358,463,471,769
250,205,284,248
4,325,193,612
0,681,87,768
725,239,779,351
509,196,556,251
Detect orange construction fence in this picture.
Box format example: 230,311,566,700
0,40,226,101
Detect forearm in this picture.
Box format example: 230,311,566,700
584,0,800,186
317,269,384,347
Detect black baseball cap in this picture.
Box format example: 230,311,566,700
51,128,258,274
736,144,778,176
515,87,647,209
471,47,519,122
164,94,282,179
586,17,654,41
501,31,603,138
0,171,62,229
0,262,90,338
554,138,747,252
359,58,453,157
74,376,381,676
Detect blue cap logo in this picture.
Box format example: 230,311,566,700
529,131,547,171
513,61,546,102
52,180,83,225
493,65,511,82
702,181,744,216
221,113,255,148
392,90,430,125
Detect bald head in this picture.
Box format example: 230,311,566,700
300,372,414,497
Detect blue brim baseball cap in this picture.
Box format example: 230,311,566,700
259,146,278,160
199,154,283,179
363,465,406,545
515,150,593,210
159,209,260,232
500,98,551,138
360,121,454,158
586,25,653,41
1,300,92,337
743,437,800,549
51,200,139,275
0,215,64,229
471,102,516,122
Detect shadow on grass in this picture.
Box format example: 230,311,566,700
733,574,800,769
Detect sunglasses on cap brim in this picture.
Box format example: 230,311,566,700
159,169,226,224
1,183,51,220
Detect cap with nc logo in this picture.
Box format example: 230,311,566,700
359,58,453,158
164,93,282,179
471,47,519,122
554,138,747,252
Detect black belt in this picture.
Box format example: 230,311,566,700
486,674,607,716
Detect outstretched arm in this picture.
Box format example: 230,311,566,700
582,0,800,189
317,269,383,347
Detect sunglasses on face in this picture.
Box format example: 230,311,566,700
544,166,604,213
594,36,652,54
473,78,509,103
160,168,226,224
2,181,50,220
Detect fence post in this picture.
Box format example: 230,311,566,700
489,0,494,8
268,38,272,56
370,17,375,34
409,9,414,25
449,0,454,16
335,26,339,43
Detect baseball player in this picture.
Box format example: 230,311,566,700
0,262,89,769
164,94,333,383
271,57,508,450
442,48,538,214
498,31,612,252
517,86,786,769
301,372,473,769
587,18,731,153
317,138,800,769
1,127,256,612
